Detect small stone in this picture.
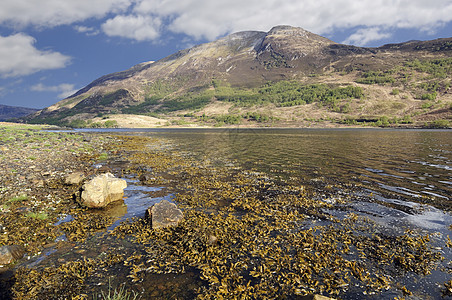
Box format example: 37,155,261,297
65,171,85,185
0,245,25,266
32,179,45,187
146,200,183,229
207,234,218,245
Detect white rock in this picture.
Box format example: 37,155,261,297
80,173,127,208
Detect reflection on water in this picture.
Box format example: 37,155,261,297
134,128,451,210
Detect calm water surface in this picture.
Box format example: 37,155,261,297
129,128,451,205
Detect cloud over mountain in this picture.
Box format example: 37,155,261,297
1,0,451,46
101,0,452,44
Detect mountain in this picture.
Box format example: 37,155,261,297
0,104,39,121
26,25,452,128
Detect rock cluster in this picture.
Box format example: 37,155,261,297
80,173,127,208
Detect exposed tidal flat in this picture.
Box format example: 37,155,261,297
0,124,451,299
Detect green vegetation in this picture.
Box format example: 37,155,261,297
192,112,279,126
357,70,396,85
26,212,49,220
123,80,364,117
95,281,139,300
98,152,109,161
8,195,28,203
214,114,242,125
213,80,364,110
421,101,435,109
67,119,118,128
243,112,278,123
104,120,118,128
390,88,400,95
427,120,450,128
420,92,437,101
341,115,413,127
145,79,179,99
355,57,452,104
29,90,130,126
157,95,211,112
405,58,452,79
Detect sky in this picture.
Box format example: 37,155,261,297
1,0,452,109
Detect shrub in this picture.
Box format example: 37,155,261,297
68,119,88,128
391,88,400,95
104,120,118,128
428,120,450,128
356,70,395,85
421,92,437,101
214,114,242,125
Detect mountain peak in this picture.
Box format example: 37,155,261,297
268,25,309,35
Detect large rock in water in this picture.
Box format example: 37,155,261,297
80,173,127,208
0,245,25,266
146,200,183,229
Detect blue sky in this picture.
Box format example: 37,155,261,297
1,0,452,109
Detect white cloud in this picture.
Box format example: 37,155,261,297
342,27,392,46
102,15,161,41
74,25,100,36
99,0,452,44
0,0,132,28
0,33,71,78
1,0,452,46
31,83,77,99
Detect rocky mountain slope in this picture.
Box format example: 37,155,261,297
0,105,38,121
26,25,452,128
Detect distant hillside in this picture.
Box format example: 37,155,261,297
0,104,39,121
25,25,452,128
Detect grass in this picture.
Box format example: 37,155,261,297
26,212,49,220
7,195,28,203
98,152,109,161
95,281,140,300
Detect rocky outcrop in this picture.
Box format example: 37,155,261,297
80,173,127,208
0,245,25,266
146,200,183,229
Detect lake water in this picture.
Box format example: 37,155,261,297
123,128,451,208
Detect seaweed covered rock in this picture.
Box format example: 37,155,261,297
0,245,25,266
80,173,127,208
146,200,183,229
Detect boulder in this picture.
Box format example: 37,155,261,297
65,171,85,185
0,245,25,266
146,200,183,229
80,173,127,208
